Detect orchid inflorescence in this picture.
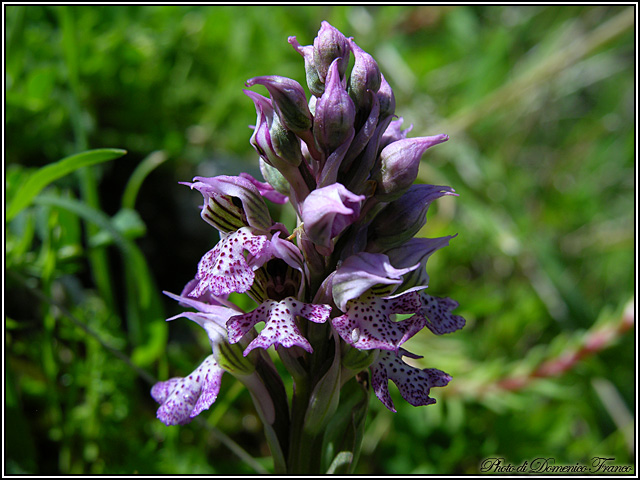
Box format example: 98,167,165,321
151,21,465,473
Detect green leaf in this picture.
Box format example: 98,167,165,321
6,148,127,221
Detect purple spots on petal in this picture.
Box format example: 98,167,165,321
189,227,271,297
331,291,425,352
370,350,451,412
226,298,331,355
152,356,224,425
418,294,466,335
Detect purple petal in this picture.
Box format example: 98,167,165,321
227,297,331,355
189,227,271,297
151,355,225,425
179,278,229,307
348,38,381,108
269,231,304,272
377,73,396,118
332,291,424,352
370,349,451,412
418,294,466,335
332,252,419,311
300,183,365,252
369,185,458,250
313,20,351,80
384,236,456,290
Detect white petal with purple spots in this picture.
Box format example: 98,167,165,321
332,291,424,352
227,297,331,355
151,355,224,425
190,227,272,297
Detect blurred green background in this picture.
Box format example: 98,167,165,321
5,5,635,475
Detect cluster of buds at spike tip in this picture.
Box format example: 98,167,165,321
153,20,465,440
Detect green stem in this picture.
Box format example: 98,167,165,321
287,378,321,474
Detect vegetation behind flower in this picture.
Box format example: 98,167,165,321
5,5,635,475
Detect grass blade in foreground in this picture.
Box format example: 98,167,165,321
6,148,127,221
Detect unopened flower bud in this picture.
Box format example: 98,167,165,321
246,75,313,134
348,38,381,110
377,73,396,119
245,90,303,169
375,134,449,200
289,36,325,97
313,59,356,154
369,184,457,249
313,21,351,81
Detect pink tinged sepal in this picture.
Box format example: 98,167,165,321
245,90,303,169
227,297,331,355
188,174,273,232
370,349,451,412
300,183,365,254
332,252,419,311
151,355,225,425
189,227,271,298
162,291,238,348
375,134,449,200
418,293,466,335
332,290,425,352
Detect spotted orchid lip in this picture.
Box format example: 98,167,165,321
151,355,225,426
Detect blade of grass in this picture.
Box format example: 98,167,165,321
6,148,127,221
32,194,152,309
121,151,168,210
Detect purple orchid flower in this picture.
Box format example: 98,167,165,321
227,297,331,355
155,22,465,471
